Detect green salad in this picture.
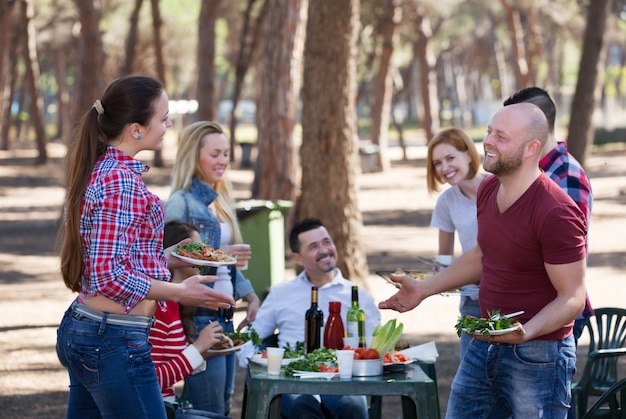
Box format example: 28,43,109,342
283,348,337,376
455,310,518,337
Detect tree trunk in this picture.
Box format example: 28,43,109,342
499,0,529,90
567,0,612,166
121,0,143,75
20,0,46,164
0,7,23,150
414,10,437,142
299,0,368,283
253,0,306,201
53,46,70,141
369,0,399,173
72,0,105,127
0,0,16,141
150,0,165,167
195,0,219,121
229,0,268,162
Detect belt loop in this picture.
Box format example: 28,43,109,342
98,312,108,335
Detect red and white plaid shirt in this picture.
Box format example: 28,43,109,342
78,146,170,313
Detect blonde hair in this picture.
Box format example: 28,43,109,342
426,127,481,195
170,121,242,244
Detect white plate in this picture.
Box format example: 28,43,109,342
207,342,246,354
383,359,414,366
292,371,338,380
171,251,237,267
249,353,303,366
463,324,521,336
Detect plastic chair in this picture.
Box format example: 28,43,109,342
581,378,626,419
572,308,626,418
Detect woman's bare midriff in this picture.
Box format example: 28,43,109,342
82,295,157,317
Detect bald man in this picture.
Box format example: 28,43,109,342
381,103,587,418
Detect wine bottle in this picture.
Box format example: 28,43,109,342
346,285,366,347
304,286,324,353
324,301,345,350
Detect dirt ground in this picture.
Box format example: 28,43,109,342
1,136,625,418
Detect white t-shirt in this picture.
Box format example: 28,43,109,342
251,269,381,349
430,184,479,298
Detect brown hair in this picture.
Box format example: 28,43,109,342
59,76,164,292
426,128,481,194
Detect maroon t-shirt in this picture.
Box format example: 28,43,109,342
477,173,587,341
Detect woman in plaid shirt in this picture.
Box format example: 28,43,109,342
56,76,235,418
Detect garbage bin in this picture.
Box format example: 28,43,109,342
236,199,293,296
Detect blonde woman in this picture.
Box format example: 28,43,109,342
426,127,487,359
165,121,260,416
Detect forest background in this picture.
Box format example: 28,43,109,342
2,0,626,283
1,0,626,417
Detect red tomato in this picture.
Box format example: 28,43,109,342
261,351,268,359
318,364,339,372
343,345,355,350
362,348,380,359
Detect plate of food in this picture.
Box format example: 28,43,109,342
172,243,237,267
207,334,247,354
376,269,432,289
455,310,523,337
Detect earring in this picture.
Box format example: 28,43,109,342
136,134,141,140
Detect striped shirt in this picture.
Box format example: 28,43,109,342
149,302,204,401
79,146,170,313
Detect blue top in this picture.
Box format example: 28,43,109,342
164,177,254,299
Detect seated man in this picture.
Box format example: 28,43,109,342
251,218,381,419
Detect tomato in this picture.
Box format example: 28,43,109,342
362,348,380,360
383,352,392,363
395,352,409,362
318,364,339,373
260,351,268,359
343,345,355,350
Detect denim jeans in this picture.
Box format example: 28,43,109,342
184,315,235,416
56,303,166,419
459,297,481,361
280,394,368,419
446,335,576,418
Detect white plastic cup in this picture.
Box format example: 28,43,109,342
343,337,359,349
230,244,251,270
336,349,355,379
435,254,452,266
266,347,285,375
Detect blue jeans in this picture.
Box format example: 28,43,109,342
174,406,229,419
184,315,235,416
459,297,481,361
446,336,576,418
56,303,165,419
280,394,368,419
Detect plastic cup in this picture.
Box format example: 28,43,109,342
343,337,359,349
435,254,453,266
230,244,251,270
336,349,355,379
266,347,285,376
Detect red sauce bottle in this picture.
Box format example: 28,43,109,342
324,301,345,349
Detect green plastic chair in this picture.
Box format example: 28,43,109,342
572,307,626,418
581,378,626,419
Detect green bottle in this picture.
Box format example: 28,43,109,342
346,285,365,347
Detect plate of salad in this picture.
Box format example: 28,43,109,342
455,310,523,337
283,348,338,377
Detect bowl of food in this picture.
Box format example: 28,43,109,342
352,359,383,377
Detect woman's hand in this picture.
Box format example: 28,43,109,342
164,238,193,270
193,321,224,353
223,244,251,270
178,274,236,309
237,292,260,331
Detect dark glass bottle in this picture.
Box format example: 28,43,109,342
305,287,324,353
324,301,345,349
346,285,366,347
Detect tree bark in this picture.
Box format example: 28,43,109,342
72,0,105,127
299,0,369,283
150,0,165,167
196,0,219,121
369,0,399,173
567,0,613,166
121,0,143,75
229,0,267,162
20,0,46,164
